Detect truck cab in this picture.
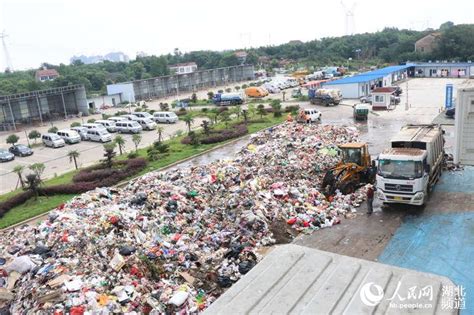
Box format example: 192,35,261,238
376,124,444,206
376,148,428,205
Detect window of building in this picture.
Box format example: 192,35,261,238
375,95,384,103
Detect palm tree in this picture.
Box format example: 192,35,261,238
67,150,80,170
156,126,165,143
132,134,142,152
233,105,242,120
114,135,126,155
13,165,25,189
181,114,194,133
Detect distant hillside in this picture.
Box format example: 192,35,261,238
1,23,472,96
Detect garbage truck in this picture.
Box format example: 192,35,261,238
212,93,244,106
308,88,342,106
376,124,444,206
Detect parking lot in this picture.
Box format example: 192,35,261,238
0,77,467,194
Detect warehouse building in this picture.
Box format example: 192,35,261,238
413,62,474,78
322,65,413,99
107,65,255,102
0,85,88,131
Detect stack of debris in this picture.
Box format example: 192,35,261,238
0,123,368,313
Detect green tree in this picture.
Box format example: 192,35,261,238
67,150,80,170
257,104,266,119
159,102,169,111
48,126,58,133
28,130,41,144
70,122,81,127
156,126,165,143
25,174,41,200
234,86,241,91
29,163,45,183
87,118,96,123
270,100,282,117
225,87,232,93
220,111,231,128
132,134,142,152
13,165,25,189
232,105,242,120
247,104,256,118
6,134,19,146
200,120,211,136
114,135,126,155
181,114,195,133
242,109,249,123
191,93,198,103
207,91,214,100
439,21,454,31
102,143,116,168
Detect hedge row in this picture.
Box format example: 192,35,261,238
0,158,147,218
181,124,248,145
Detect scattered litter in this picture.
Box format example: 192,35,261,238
0,123,369,313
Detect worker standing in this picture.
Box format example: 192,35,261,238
366,184,374,215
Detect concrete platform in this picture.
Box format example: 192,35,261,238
379,167,474,314
205,244,457,315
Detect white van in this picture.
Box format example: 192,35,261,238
82,123,107,132
95,120,117,133
57,129,81,144
153,112,179,124
122,114,139,121
86,129,112,142
42,133,65,148
70,126,89,140
133,112,153,119
302,109,322,122
136,118,157,131
116,121,142,133
108,116,127,123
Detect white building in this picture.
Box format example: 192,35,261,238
169,62,198,74
454,86,474,165
322,65,411,99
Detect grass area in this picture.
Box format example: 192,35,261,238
0,194,76,229
0,115,285,229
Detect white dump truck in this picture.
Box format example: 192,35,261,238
376,124,444,206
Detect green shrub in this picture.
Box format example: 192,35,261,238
47,126,58,133
127,151,139,159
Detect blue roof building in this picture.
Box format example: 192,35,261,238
322,64,414,98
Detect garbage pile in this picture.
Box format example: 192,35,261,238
0,123,368,314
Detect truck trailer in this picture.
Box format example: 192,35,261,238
376,124,444,206
212,93,244,106
308,88,342,106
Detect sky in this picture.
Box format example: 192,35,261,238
1,0,473,70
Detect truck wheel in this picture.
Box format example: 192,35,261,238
340,182,356,194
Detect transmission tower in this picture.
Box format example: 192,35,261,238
341,1,357,35
1,31,13,72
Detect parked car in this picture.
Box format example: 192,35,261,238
0,149,15,162
445,108,455,119
116,121,142,133
122,114,139,121
82,123,107,132
153,112,179,124
70,126,89,140
108,116,127,123
135,118,157,130
360,95,372,104
9,144,33,157
95,120,117,133
57,129,81,144
86,129,112,142
133,112,154,119
42,133,65,148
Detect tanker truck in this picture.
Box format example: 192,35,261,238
376,124,444,206
212,93,244,106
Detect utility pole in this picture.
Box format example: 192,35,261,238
0,31,13,72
